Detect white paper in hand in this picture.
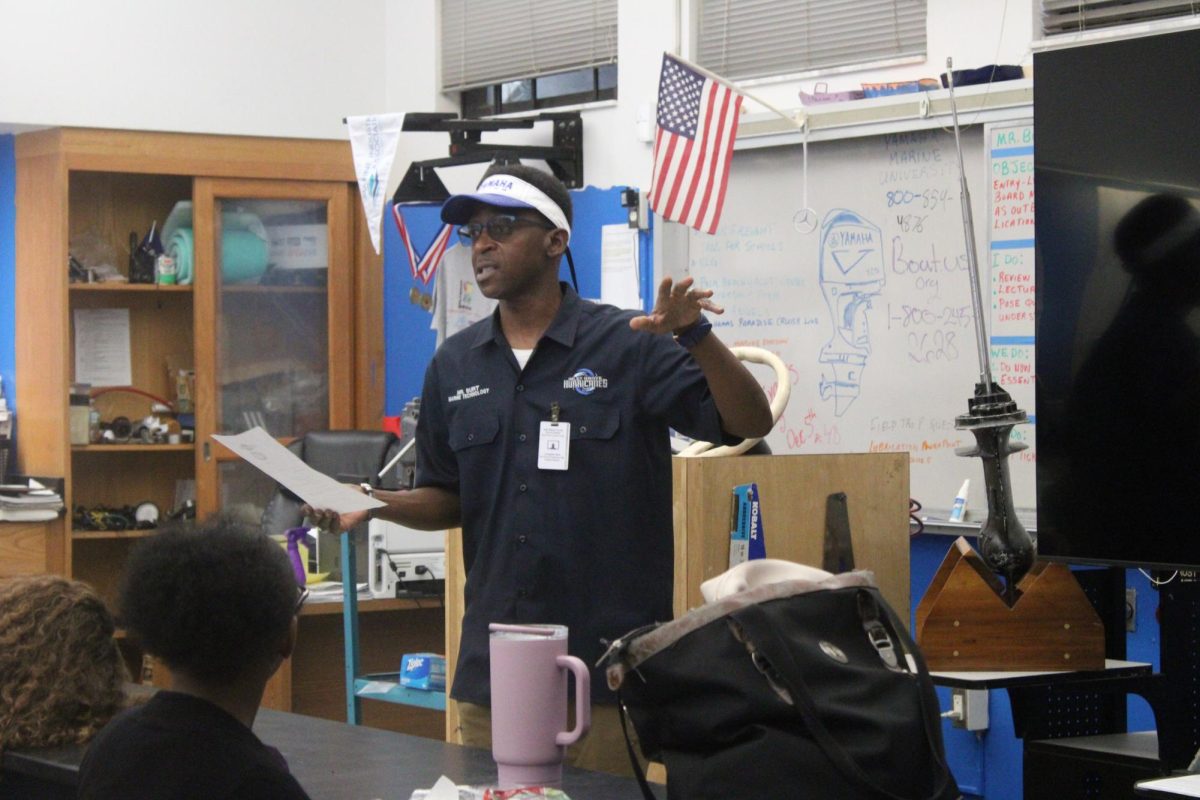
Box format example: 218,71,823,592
211,427,386,515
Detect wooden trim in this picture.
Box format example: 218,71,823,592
354,199,386,429
16,128,353,182
326,184,354,428
192,178,218,514
445,528,465,743
13,149,72,578
69,283,192,294
14,151,70,479
298,597,444,616
72,444,194,453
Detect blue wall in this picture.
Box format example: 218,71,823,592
1,135,15,414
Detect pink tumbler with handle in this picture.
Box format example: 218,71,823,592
488,623,591,789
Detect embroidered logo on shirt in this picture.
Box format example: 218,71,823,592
563,368,609,396
448,384,490,403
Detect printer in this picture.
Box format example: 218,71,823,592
367,518,446,599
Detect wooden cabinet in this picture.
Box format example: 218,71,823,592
12,127,393,713
0,521,59,577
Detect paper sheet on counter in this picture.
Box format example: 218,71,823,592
211,427,386,514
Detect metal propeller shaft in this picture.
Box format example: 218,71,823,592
946,59,1035,603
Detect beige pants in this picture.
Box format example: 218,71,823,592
455,700,649,779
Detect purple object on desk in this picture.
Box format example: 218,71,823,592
284,527,311,587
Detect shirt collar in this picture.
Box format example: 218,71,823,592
469,282,583,350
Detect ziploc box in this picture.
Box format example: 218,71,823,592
400,652,447,692
728,483,767,568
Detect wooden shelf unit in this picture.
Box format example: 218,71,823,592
11,127,400,721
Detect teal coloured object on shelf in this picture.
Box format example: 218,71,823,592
161,201,269,284
168,228,193,284
220,230,269,283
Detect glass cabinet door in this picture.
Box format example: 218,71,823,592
194,180,354,520
216,197,331,437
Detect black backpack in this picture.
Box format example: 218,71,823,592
602,571,961,800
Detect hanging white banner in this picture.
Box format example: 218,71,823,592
347,113,406,254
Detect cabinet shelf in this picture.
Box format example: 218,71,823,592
72,444,194,453
300,596,442,616
70,283,192,294
354,674,446,711
72,528,158,540
221,284,326,295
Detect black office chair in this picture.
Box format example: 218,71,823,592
260,430,402,581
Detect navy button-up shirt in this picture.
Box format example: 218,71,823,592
415,284,726,704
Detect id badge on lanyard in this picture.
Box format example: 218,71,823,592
538,402,570,470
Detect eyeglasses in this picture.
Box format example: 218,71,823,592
294,586,310,615
457,214,555,245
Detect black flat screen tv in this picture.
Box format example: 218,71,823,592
1035,27,1200,569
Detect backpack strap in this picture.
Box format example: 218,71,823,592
615,691,659,800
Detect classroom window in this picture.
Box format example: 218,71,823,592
441,0,617,113
695,0,927,82
1038,0,1200,36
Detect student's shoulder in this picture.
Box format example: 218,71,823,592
80,702,146,757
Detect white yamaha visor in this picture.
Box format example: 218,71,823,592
440,174,571,241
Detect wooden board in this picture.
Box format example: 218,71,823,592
445,528,466,742
0,521,52,576
673,452,910,619
915,537,1105,670
17,128,354,182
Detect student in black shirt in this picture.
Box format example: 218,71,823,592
78,516,311,800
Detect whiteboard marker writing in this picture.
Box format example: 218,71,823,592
948,479,970,522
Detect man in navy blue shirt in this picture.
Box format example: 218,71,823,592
314,164,772,775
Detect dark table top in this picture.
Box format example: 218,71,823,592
3,705,661,800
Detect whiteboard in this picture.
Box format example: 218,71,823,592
676,126,1037,513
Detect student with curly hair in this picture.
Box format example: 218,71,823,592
0,575,128,756
77,516,312,800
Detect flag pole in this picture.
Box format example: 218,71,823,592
668,52,804,130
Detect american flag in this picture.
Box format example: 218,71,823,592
648,53,743,235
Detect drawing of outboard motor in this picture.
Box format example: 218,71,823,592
818,209,886,415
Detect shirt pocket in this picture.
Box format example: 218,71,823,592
568,405,620,442
449,406,500,452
